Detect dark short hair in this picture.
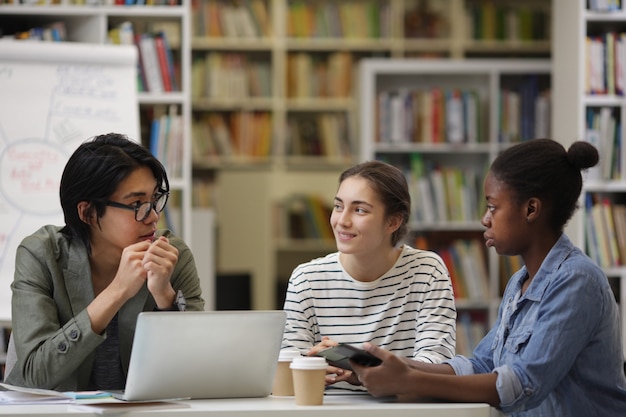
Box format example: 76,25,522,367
339,160,410,246
490,138,599,233
59,133,169,253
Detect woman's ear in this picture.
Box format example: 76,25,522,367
77,201,93,225
387,214,403,233
526,198,541,222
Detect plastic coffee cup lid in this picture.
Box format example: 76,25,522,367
278,349,302,362
290,357,327,370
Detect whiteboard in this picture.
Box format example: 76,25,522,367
0,41,140,323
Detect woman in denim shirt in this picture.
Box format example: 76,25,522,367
351,139,626,416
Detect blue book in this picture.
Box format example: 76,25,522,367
149,117,160,157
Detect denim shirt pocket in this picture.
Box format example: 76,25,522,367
504,327,533,355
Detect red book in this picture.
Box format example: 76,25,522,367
154,33,172,92
439,247,466,299
431,88,444,142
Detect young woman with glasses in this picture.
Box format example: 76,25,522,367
5,133,204,391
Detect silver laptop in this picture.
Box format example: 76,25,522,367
109,310,286,401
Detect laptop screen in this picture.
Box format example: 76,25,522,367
119,310,286,401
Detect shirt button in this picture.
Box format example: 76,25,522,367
69,330,79,340
58,342,68,353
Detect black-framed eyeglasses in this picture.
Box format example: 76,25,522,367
105,192,169,222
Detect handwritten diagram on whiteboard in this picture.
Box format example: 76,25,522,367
0,42,139,323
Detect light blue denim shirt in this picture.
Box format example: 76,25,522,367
447,234,626,416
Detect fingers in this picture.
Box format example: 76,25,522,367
143,238,178,300
362,342,388,361
144,237,178,266
323,367,360,386
307,337,338,356
332,369,361,385
326,364,345,377
117,241,151,285
351,343,388,392
352,344,412,398
143,238,178,276
107,237,179,305
324,374,336,385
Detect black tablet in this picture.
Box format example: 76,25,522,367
315,343,382,371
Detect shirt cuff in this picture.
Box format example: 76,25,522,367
494,365,524,409
443,355,475,375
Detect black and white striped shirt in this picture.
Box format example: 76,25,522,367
282,245,456,366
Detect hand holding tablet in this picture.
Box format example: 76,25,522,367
314,343,382,371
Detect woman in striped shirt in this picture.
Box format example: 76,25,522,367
281,160,456,390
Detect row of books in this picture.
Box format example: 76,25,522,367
148,105,183,179
413,233,526,300
376,83,550,145
585,32,626,96
498,255,523,295
192,111,353,162
287,52,353,99
287,0,390,39
1,0,180,5
191,52,272,99
192,111,273,161
286,113,351,160
377,88,482,145
274,194,334,241
3,20,66,41
588,0,622,12
464,1,550,41
108,21,179,93
192,0,271,38
499,89,550,143
585,106,621,181
429,238,490,301
404,0,448,39
586,195,626,269
407,154,483,224
110,0,180,4
499,76,551,143
456,311,488,357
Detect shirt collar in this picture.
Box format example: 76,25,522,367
513,233,575,302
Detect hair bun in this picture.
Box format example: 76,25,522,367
567,141,599,170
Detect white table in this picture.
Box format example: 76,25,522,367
0,393,492,416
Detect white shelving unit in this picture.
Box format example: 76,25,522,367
0,3,193,243
359,59,551,355
190,0,551,170
0,2,219,370
0,1,197,373
553,0,626,360
194,0,552,311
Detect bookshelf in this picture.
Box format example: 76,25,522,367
0,2,193,244
194,0,552,312
553,0,626,360
0,2,209,369
190,0,551,169
359,59,552,355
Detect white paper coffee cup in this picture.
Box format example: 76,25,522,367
290,357,327,405
272,349,301,396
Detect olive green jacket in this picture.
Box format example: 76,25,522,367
5,225,204,391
